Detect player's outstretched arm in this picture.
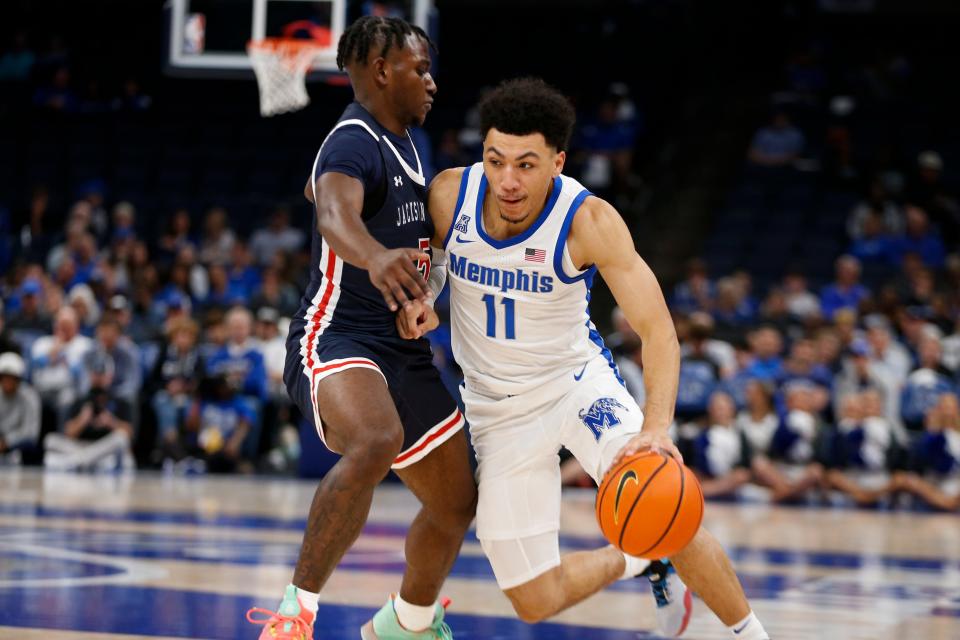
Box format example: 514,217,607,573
309,172,430,312
394,167,465,339
568,197,682,462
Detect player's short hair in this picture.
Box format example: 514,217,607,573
336,15,434,70
479,78,576,152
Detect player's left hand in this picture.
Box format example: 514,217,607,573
396,300,439,339
611,429,683,467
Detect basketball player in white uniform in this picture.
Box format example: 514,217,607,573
400,78,770,639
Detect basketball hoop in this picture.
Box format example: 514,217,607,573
247,37,323,117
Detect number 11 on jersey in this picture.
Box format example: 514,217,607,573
482,294,516,339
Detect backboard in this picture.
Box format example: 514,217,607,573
163,0,434,79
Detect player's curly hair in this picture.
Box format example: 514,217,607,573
336,15,435,70
479,78,576,152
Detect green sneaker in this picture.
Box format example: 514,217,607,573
359,594,453,639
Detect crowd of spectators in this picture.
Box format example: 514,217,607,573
2,22,958,514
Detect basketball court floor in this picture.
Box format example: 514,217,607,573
1,468,958,639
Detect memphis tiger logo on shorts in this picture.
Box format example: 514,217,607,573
579,397,628,441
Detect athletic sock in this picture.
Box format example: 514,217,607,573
394,593,436,631
620,550,650,579
295,586,320,615
728,611,769,639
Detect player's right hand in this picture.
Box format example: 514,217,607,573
368,248,431,311
396,300,439,339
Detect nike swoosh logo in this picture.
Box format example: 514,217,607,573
733,621,751,634
573,362,587,381
455,235,474,243
613,470,639,526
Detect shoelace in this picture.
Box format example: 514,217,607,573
246,607,311,639
650,575,672,608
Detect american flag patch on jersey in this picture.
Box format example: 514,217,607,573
525,248,546,263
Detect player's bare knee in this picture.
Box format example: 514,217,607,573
505,587,556,624
340,426,404,478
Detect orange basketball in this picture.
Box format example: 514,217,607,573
595,451,704,559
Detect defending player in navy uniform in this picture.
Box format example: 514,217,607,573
401,79,771,639
246,17,475,640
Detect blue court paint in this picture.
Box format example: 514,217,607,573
0,585,669,639
0,551,122,581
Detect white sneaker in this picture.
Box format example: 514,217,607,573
644,560,692,637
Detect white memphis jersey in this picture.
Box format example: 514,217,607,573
443,162,621,396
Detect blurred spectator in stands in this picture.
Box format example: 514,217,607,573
15,186,57,264
675,313,723,422
250,267,299,318
777,337,833,393
176,373,254,474
680,312,736,379
833,338,900,427
758,288,802,341
820,255,869,320
33,66,77,112
6,278,51,333
743,326,784,381
692,391,753,498
207,306,267,403
249,208,304,267
825,391,900,505
770,381,828,468
901,335,954,433
832,308,860,354
0,302,21,355
943,316,960,377
906,151,960,247
0,353,40,465
111,77,152,112
46,218,86,278
896,304,941,360
849,210,896,265
76,180,109,241
151,290,192,337
574,84,640,197
226,241,262,303
736,380,778,460
83,317,141,405
149,316,204,461
111,201,137,242
255,308,285,400
67,284,100,335
157,209,198,265
616,335,645,408
0,31,36,81
30,306,93,421
199,207,236,265
203,263,239,314
712,276,757,339
847,179,904,240
44,351,135,472
781,270,821,321
747,111,804,168
887,205,946,269
895,393,960,511
672,258,714,314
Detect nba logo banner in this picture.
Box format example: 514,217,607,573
525,248,546,263
183,14,206,55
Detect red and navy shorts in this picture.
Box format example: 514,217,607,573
283,329,465,469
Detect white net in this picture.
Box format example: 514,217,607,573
248,39,321,117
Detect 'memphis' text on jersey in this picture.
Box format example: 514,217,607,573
396,200,427,227
449,253,554,294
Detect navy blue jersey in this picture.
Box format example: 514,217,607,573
293,103,434,361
